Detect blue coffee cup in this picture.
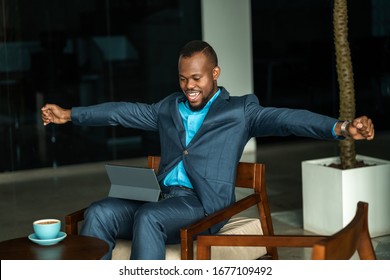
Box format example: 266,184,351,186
33,219,61,240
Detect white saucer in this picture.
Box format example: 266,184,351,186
28,232,67,246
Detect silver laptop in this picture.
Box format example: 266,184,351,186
105,164,161,202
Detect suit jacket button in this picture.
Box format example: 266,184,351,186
183,150,189,155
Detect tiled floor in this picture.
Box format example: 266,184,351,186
1,131,389,259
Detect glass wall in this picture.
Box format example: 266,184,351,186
3,0,390,173
0,0,201,172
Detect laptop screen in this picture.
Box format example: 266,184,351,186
105,164,161,202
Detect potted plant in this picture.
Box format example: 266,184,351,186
302,0,390,237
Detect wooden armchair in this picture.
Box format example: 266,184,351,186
65,156,278,260
196,201,377,260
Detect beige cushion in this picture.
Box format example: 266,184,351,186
112,217,266,260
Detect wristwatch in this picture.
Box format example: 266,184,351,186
340,120,351,138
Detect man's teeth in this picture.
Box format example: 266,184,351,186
187,91,200,97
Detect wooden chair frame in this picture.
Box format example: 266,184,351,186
65,156,278,259
196,201,377,260
311,201,376,260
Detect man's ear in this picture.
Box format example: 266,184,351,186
213,66,221,81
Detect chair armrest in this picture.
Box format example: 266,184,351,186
180,193,261,259
196,234,326,259
65,208,87,235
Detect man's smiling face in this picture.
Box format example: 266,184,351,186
178,52,220,111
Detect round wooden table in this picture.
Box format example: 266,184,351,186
0,234,109,260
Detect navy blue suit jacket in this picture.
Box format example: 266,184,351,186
72,87,338,232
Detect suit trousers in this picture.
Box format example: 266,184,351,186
80,186,205,259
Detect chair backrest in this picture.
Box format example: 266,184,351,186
311,201,376,260
235,161,275,240
148,155,161,171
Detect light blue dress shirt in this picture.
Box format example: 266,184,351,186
163,89,221,188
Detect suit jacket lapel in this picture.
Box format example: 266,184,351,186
169,95,187,147
203,88,230,122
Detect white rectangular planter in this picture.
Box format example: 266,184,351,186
302,155,390,237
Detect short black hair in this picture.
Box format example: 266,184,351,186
179,40,218,67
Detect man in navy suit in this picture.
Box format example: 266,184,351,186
41,40,374,259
